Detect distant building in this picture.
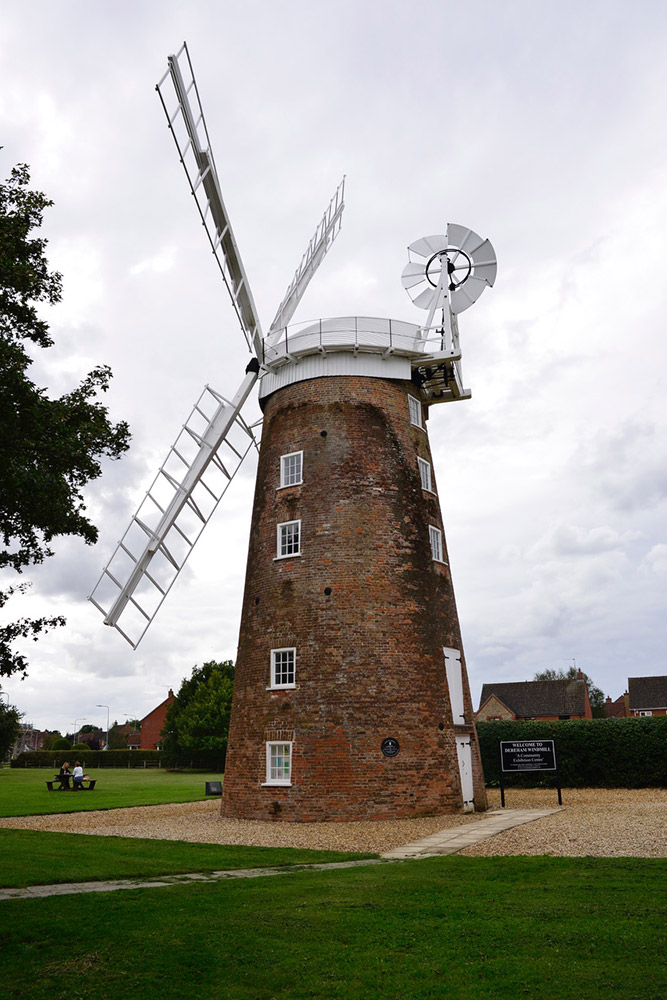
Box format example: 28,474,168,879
139,689,175,750
604,692,629,718
475,677,592,722
77,729,105,750
11,723,48,756
627,676,667,717
126,729,141,750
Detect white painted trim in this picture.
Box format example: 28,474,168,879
444,647,465,725
455,734,474,811
264,740,293,786
279,450,303,488
408,394,424,428
270,647,296,689
418,456,433,492
259,351,412,399
429,525,444,563
276,519,301,558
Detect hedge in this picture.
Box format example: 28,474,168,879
10,750,226,771
477,716,667,788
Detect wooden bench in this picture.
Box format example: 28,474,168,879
46,779,96,791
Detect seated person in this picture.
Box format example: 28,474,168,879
56,762,71,790
72,762,85,789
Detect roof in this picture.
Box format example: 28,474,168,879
140,690,175,725
628,676,667,711
477,679,589,718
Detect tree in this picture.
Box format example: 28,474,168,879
0,164,130,677
107,721,127,750
162,660,235,768
533,666,606,718
51,736,71,751
0,699,21,760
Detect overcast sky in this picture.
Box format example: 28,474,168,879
2,0,666,734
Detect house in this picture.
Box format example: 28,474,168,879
11,723,48,756
139,689,175,750
126,729,141,750
604,692,629,718
475,677,592,722
627,676,667,717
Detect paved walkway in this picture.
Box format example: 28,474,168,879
1,808,560,901
381,808,561,858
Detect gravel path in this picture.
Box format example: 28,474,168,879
461,788,667,858
1,788,664,857
0,801,485,854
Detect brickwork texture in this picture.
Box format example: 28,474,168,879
221,374,487,821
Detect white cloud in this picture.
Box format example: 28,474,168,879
129,247,176,276
2,0,667,728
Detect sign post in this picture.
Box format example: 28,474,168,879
498,740,562,807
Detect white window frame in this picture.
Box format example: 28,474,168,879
270,647,296,689
279,451,303,488
638,710,653,717
264,741,292,786
429,525,444,563
276,520,301,559
418,457,433,492
408,395,423,428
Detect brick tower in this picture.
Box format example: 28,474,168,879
221,313,489,821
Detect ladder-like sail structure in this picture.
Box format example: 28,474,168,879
156,42,264,358
267,177,346,341
89,369,259,647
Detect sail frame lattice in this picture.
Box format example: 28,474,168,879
89,382,258,648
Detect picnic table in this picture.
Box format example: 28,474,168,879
46,776,96,791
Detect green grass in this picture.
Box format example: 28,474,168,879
2,856,665,1000
0,828,374,888
0,767,223,816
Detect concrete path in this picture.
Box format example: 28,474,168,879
1,808,560,901
0,859,386,901
381,808,561,859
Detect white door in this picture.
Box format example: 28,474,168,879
455,735,474,812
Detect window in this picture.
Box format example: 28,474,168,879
638,710,653,717
408,395,423,428
271,648,296,688
265,741,292,785
429,525,443,562
277,520,301,558
280,451,303,487
418,457,433,492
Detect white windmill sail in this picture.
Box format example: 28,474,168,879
156,42,264,357
89,373,259,648
266,177,345,342
89,43,346,646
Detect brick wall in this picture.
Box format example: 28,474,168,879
221,374,487,821
139,690,174,750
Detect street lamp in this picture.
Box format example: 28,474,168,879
96,704,110,749
72,718,87,745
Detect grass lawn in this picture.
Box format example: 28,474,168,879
0,767,224,816
2,855,665,1000
0,828,375,888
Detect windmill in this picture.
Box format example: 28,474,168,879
90,43,497,821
